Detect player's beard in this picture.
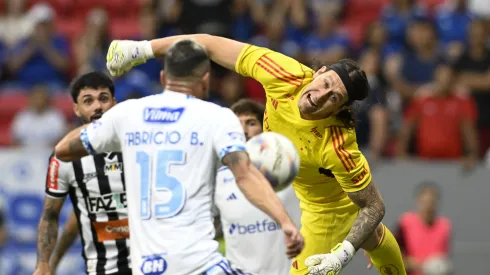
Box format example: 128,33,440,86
80,112,103,124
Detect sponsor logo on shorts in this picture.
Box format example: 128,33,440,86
143,107,185,124
92,218,129,242
141,254,168,275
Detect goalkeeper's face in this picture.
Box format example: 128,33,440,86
298,69,348,120
74,88,116,124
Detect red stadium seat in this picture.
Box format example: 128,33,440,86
110,18,140,39
0,93,28,124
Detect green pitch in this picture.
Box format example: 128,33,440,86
218,237,226,255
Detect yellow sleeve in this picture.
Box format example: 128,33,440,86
235,45,314,96
324,126,372,193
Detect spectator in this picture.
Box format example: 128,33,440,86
74,8,110,76
435,0,474,59
129,7,162,84
10,86,67,147
7,3,69,89
177,0,233,37
362,21,402,61
356,50,389,163
0,0,30,47
397,64,479,168
249,4,301,60
454,19,490,155
380,0,428,49
0,40,6,81
114,70,155,103
394,181,452,275
217,72,245,107
230,0,264,42
385,19,442,100
303,12,349,65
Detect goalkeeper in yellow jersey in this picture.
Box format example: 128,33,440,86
105,35,406,275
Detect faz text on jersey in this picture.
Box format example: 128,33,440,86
86,192,127,214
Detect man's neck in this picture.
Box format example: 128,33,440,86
164,83,195,96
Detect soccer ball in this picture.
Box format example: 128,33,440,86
245,132,300,191
422,256,453,275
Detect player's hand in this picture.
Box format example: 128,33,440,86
282,222,304,259
305,253,342,275
106,40,153,77
363,250,373,269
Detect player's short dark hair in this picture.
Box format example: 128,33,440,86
164,39,210,78
414,181,441,200
230,99,265,125
70,72,115,103
313,59,370,129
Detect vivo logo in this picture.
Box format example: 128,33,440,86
144,107,185,123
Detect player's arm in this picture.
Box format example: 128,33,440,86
107,35,309,92
213,108,303,258
55,103,122,161
223,151,293,226
50,211,79,270
345,182,385,250
35,196,65,274
36,155,71,274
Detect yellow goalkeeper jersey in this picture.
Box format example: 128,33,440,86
235,45,372,213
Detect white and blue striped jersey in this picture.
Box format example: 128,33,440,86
214,167,301,275
80,91,249,275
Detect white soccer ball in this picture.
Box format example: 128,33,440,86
245,132,300,191
422,256,453,275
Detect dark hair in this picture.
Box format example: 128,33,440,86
70,72,115,103
164,39,210,78
414,181,441,200
230,99,265,125
312,59,370,129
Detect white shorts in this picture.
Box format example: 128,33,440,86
200,258,255,275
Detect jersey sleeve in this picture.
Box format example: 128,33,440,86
235,45,314,96
212,108,247,162
324,126,372,193
45,153,72,199
81,103,122,154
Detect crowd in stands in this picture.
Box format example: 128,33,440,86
0,0,489,168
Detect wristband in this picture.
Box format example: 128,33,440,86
139,40,155,60
331,240,356,267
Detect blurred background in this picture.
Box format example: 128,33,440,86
0,0,489,274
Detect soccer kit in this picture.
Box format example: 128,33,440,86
235,45,373,274
45,152,131,275
214,167,301,275
80,91,253,275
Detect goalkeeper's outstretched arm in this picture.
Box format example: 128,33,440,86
149,34,246,71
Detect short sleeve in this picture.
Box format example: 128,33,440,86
81,104,122,154
325,127,372,193
45,153,72,199
235,45,313,95
212,108,247,162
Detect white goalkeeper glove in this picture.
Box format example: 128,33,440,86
305,241,356,275
106,40,154,77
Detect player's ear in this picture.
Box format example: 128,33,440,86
160,70,166,86
201,71,210,91
313,66,327,78
73,103,81,117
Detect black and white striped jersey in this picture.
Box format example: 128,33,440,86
45,152,131,275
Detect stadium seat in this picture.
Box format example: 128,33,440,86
52,95,76,120
110,18,140,39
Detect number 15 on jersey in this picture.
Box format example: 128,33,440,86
136,150,187,220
